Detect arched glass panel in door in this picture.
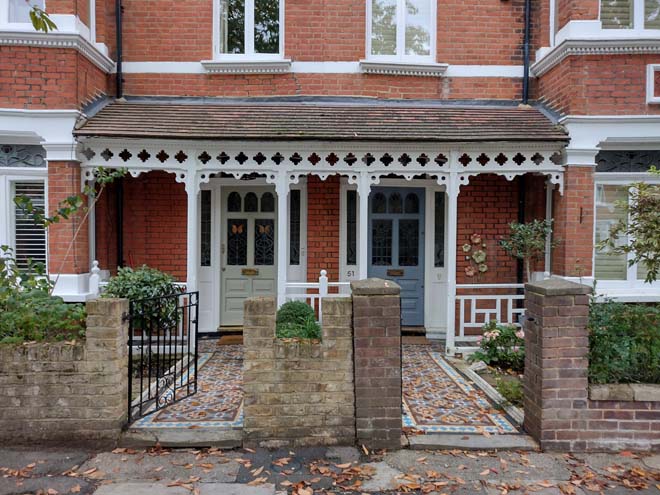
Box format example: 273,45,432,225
260,192,275,212
372,192,387,214
405,193,419,214
227,191,242,212
388,192,402,213
244,192,258,212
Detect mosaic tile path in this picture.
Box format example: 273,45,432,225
132,344,244,429
402,344,519,434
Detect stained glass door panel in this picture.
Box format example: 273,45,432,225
368,187,425,326
221,188,277,326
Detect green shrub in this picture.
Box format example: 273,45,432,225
496,378,524,407
103,265,181,334
589,299,660,384
470,321,525,373
0,246,85,344
276,301,321,339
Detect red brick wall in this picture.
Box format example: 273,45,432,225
556,0,599,31
456,174,520,286
95,171,187,280
123,73,521,100
552,166,594,278
306,176,340,284
0,47,109,109
48,161,89,274
537,55,660,115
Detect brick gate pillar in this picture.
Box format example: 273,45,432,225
523,278,592,450
351,278,402,450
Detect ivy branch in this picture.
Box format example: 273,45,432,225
24,1,57,32
597,166,660,284
14,167,127,295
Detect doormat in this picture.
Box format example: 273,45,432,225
132,345,244,429
402,345,518,434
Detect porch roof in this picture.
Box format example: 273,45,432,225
74,100,568,143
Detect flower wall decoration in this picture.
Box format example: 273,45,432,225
464,233,489,278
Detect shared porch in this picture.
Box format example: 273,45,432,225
77,99,568,353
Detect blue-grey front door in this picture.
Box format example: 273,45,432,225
368,187,425,326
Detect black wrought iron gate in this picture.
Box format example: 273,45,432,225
127,291,199,423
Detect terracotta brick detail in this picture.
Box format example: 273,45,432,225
352,279,402,450
524,279,660,452
307,176,340,284
243,297,355,448
48,161,90,275
0,47,109,109
551,166,594,278
0,298,129,445
95,171,187,280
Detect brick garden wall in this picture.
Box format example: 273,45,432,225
524,279,660,452
243,297,355,448
0,299,129,446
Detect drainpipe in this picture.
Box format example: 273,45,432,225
517,176,526,285
522,0,532,104
115,0,123,98
116,179,124,268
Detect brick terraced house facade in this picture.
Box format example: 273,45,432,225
1,0,659,353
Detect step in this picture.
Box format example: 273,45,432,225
121,426,243,449
408,433,540,451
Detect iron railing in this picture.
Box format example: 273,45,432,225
127,291,199,423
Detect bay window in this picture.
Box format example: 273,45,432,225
601,0,660,30
0,0,44,26
368,0,435,61
594,181,657,288
218,0,283,57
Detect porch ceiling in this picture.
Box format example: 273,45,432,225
74,100,569,143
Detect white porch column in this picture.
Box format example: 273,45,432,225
276,173,290,307
444,173,459,356
185,172,199,294
357,172,371,280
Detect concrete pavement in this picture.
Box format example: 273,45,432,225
0,446,658,494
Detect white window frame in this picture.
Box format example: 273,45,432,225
0,0,45,29
0,169,48,271
366,0,437,63
593,172,660,295
213,0,285,60
599,0,660,32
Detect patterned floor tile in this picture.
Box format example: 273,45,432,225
133,342,517,435
133,345,244,429
402,344,519,434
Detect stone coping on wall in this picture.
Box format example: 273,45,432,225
589,384,660,402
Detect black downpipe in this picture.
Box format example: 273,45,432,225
116,179,124,268
522,0,532,104
115,0,123,98
517,176,526,285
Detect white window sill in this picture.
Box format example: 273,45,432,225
201,59,292,74
359,60,448,77
533,20,660,76
0,14,113,72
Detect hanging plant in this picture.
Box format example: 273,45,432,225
478,263,489,273
462,243,472,253
465,266,477,277
470,233,482,244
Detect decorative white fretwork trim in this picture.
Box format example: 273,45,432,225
201,59,292,74
532,38,660,77
359,60,449,77
77,138,566,194
0,31,115,73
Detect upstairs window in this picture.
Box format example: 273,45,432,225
218,0,282,57
0,0,44,25
369,0,435,61
601,0,660,30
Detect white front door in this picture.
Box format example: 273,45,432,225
220,187,277,326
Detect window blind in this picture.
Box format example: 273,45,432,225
13,182,47,271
